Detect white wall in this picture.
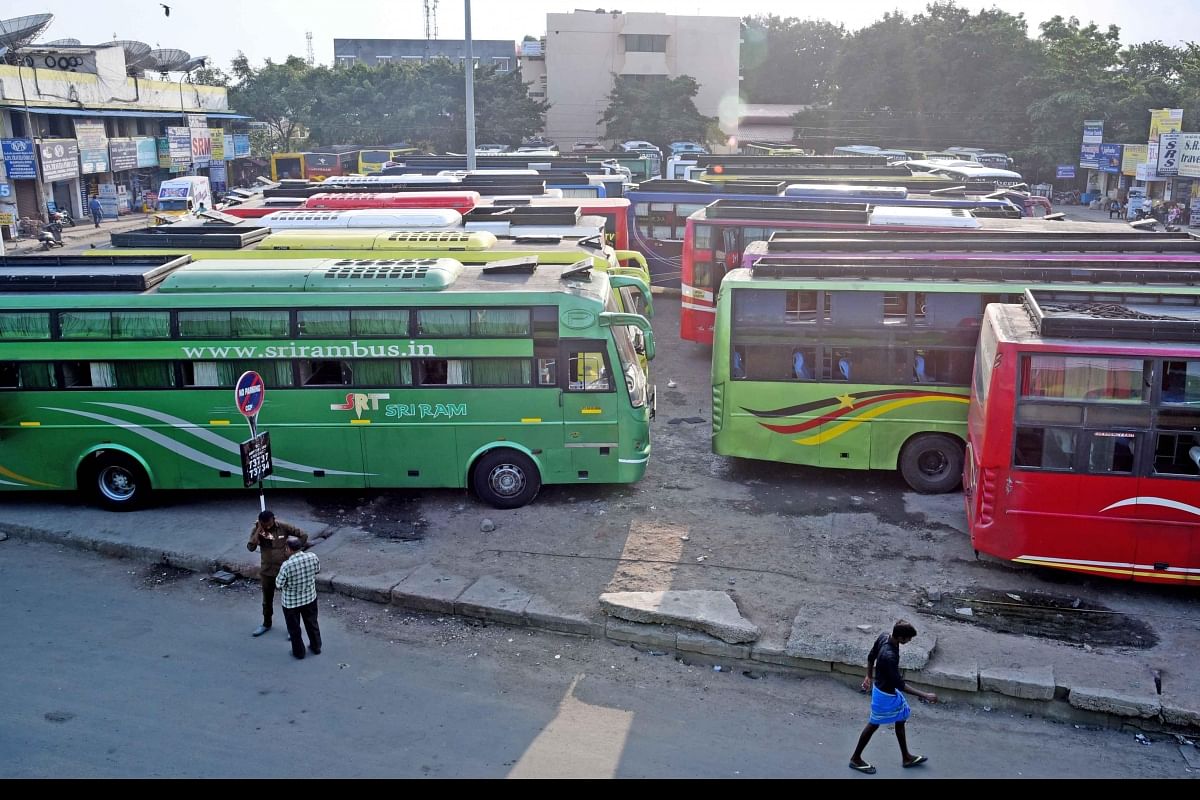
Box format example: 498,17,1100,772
0,64,229,113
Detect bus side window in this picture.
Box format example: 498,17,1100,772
1087,432,1137,475
567,350,610,391
1014,426,1076,470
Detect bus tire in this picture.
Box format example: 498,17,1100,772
899,434,964,494
85,453,151,511
472,449,541,509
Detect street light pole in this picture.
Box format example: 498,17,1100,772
15,57,49,223
464,0,476,171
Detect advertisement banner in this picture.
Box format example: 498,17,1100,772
224,134,234,160
1083,120,1104,144
1148,108,1183,142
74,119,109,175
135,136,159,167
1,138,38,180
1055,165,1076,179
190,127,212,168
38,139,80,182
166,127,192,167
186,114,208,129
108,138,139,172
210,162,227,192
1079,143,1100,170
210,128,225,161
157,137,171,169
1157,133,1181,177
1180,133,1200,179
1098,143,1123,174
1079,120,1104,169
233,134,251,159
1121,144,1148,176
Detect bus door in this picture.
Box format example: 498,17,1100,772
560,338,620,481
1078,427,1143,579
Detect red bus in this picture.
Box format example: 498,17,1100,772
966,289,1200,585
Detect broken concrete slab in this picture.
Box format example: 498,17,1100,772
1163,696,1200,729
390,563,470,613
332,568,417,604
785,612,935,670
1068,685,1160,718
599,590,759,644
750,638,833,673
979,665,1055,701
455,575,533,625
524,595,600,637
1180,745,1200,770
605,617,677,649
676,629,750,660
914,658,979,692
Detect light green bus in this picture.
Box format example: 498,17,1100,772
0,255,653,510
711,257,1200,493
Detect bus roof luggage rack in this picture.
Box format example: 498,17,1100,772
747,256,1200,285
463,206,581,227
109,225,272,249
762,231,1200,253
482,257,540,274
635,179,788,195
705,198,872,223
560,259,593,281
1024,288,1200,343
0,255,190,292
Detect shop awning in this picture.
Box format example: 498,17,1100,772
0,105,250,120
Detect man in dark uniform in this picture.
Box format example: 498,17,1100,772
848,620,938,774
246,509,307,637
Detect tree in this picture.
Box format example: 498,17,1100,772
741,16,844,105
189,65,230,87
228,55,316,152
599,75,713,153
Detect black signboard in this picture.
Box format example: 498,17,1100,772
239,431,273,487
109,139,139,172
39,138,80,182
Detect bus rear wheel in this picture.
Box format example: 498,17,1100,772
472,449,541,509
86,453,151,511
899,434,963,494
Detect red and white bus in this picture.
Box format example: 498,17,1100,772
965,289,1200,584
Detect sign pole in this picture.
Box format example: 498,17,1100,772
235,370,272,511
248,414,266,512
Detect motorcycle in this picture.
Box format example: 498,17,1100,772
48,208,74,227
39,221,64,250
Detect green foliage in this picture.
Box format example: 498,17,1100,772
599,75,713,154
741,15,844,105
226,55,548,153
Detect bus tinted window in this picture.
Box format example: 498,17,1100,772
0,362,56,388
183,360,294,388
1154,430,1200,477
1087,431,1137,475
1020,356,1147,403
0,313,50,340
1162,360,1200,405
1014,426,1077,470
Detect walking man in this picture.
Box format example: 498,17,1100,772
276,536,322,659
849,620,937,774
246,509,307,637
88,195,103,228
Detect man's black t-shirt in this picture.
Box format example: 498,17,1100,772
868,632,906,694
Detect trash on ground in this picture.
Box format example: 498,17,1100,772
955,607,974,616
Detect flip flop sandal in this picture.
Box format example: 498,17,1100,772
849,762,877,774
903,755,928,768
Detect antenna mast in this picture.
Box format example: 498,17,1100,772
305,31,314,66
424,0,439,41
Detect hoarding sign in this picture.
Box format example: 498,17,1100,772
209,162,227,192
1079,143,1100,170
224,134,234,160
1180,133,1200,179
1,138,37,180
136,136,159,168
1121,144,1148,176
1098,143,1123,174
166,127,192,167
39,139,80,182
108,138,139,172
233,134,251,159
209,128,225,161
1055,165,1076,179
1157,133,1181,177
157,137,171,169
75,119,109,174
190,128,212,168
186,114,208,129
1148,108,1183,142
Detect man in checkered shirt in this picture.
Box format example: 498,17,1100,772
275,536,323,659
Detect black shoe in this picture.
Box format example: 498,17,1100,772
308,644,321,655
292,651,305,660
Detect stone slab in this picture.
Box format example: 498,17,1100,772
524,595,601,637
455,575,533,625
676,629,750,660
749,638,832,672
390,563,471,613
914,659,979,693
1163,696,1200,729
332,567,417,604
1068,686,1160,718
599,590,759,644
1180,746,1200,769
785,614,935,670
979,665,1056,701
604,617,677,649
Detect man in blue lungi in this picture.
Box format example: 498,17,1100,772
849,620,938,774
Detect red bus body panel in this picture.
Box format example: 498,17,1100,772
304,192,480,213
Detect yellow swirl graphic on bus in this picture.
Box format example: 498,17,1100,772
793,395,969,446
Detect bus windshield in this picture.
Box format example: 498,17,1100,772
606,294,647,408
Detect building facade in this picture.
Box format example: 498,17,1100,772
333,39,516,73
0,44,245,232
531,10,740,147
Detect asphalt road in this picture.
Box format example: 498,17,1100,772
0,540,1191,778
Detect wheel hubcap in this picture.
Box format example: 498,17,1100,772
488,464,526,498
98,466,137,502
917,450,949,478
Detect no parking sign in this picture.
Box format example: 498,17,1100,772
235,371,266,420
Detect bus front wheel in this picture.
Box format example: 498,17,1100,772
472,449,541,509
899,434,963,494
85,453,151,511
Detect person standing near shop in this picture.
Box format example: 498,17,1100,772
246,509,307,637
88,195,103,228
276,536,322,660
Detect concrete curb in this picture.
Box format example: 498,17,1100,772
3,522,1195,734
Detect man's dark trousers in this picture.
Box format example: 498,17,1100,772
260,578,276,627
283,600,322,658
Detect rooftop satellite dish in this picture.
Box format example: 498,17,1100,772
180,55,208,72
100,39,153,73
0,13,53,50
147,47,190,73
43,37,80,46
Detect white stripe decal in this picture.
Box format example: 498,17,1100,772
1015,553,1200,575
92,402,369,477
0,478,26,486
42,406,304,483
1100,496,1200,518
680,283,714,302
681,301,716,313
619,457,650,464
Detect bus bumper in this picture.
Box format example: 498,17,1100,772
618,444,651,482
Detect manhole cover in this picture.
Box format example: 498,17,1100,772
923,588,1157,648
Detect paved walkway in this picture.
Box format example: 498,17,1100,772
3,212,156,255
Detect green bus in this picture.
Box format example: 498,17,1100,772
0,255,653,510
711,257,1200,493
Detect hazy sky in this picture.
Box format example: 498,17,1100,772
17,0,1200,72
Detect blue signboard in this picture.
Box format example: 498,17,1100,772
233,134,251,159
1056,165,1076,179
1098,143,1123,174
135,137,159,168
1,138,38,180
